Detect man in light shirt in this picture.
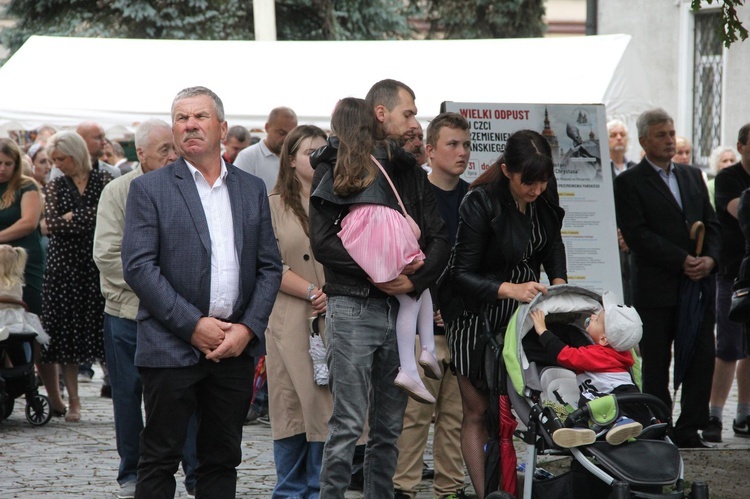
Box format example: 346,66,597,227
234,107,297,191
122,86,282,498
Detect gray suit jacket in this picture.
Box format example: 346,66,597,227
122,158,282,368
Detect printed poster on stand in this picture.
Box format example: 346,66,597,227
441,102,621,296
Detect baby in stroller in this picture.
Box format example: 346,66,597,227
0,245,47,347
0,245,50,425
528,290,645,448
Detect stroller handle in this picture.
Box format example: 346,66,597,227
563,392,671,427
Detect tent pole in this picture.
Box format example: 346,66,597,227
253,0,277,41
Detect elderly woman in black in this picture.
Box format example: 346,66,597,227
444,129,567,498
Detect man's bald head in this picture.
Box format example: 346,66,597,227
264,107,298,155
76,121,107,159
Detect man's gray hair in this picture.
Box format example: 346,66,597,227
636,108,673,139
607,118,627,133
135,118,172,149
171,86,225,122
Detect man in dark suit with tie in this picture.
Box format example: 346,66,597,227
122,86,282,497
614,108,720,448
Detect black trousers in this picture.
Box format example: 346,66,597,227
135,354,254,499
638,301,715,440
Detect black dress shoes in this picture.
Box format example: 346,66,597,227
674,434,714,449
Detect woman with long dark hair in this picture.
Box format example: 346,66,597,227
265,125,330,498
445,129,567,498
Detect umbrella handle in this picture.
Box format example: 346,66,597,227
690,221,705,256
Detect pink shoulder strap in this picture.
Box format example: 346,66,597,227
370,155,408,216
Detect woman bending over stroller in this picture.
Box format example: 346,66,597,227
444,130,567,499
530,290,647,448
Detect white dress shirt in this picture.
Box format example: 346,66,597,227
185,159,240,319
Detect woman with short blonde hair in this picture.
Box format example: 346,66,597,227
40,130,112,423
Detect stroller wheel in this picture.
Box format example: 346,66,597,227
26,393,52,426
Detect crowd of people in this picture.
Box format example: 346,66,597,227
1,80,749,499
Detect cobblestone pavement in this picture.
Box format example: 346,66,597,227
1,368,748,498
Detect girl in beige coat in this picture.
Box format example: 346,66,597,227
265,125,330,498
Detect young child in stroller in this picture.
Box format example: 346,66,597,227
528,290,645,448
0,245,47,349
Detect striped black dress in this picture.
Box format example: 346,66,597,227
447,200,547,380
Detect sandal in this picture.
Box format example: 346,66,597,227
51,405,67,418
65,396,80,423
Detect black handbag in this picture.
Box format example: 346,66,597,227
728,279,750,323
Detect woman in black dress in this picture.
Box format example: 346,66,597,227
40,131,112,422
444,130,567,498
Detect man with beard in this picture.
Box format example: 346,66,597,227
310,79,449,498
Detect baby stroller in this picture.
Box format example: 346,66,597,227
0,297,52,426
488,284,708,499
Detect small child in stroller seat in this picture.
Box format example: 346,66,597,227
529,290,643,448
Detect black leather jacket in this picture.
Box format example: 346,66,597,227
449,183,567,310
309,138,450,298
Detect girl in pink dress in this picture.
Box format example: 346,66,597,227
332,98,441,404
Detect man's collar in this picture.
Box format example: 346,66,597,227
184,157,228,182
645,156,673,174
260,140,278,158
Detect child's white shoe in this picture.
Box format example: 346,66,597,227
395,369,436,404
418,347,442,380
552,428,596,448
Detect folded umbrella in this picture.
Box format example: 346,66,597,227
673,221,710,393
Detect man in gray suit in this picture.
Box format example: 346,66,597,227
122,86,282,498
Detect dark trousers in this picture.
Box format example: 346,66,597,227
136,355,254,499
638,302,715,440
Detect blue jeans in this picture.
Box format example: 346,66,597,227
319,296,408,498
103,314,197,490
272,434,324,498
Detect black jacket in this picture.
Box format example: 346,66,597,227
614,160,720,307
309,138,450,298
447,183,567,316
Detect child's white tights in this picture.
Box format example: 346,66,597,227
395,289,436,381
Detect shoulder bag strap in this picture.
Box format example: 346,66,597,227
371,155,408,217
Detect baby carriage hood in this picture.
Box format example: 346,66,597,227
503,284,602,396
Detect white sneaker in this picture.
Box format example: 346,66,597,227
552,428,596,448
117,481,136,499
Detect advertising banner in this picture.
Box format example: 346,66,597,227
442,102,621,295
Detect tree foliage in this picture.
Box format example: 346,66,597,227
692,0,748,47
0,0,416,61
425,0,546,39
275,0,415,40
1,0,251,54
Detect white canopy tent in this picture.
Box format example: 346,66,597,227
0,34,653,156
